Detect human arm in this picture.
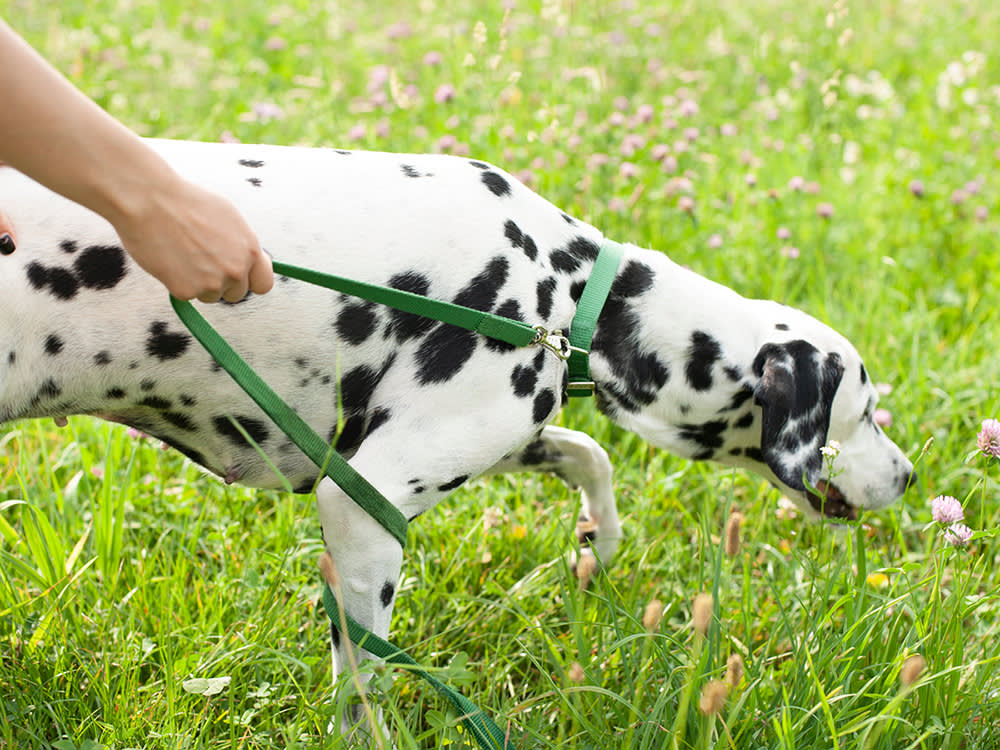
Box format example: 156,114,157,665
0,19,273,302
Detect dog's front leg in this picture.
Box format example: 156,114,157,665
315,475,403,744
485,425,621,570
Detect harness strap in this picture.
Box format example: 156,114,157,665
271,261,540,348
169,240,624,749
322,586,510,748
566,241,624,396
171,296,409,547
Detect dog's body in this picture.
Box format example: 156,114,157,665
0,139,913,731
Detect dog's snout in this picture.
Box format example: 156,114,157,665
898,467,918,495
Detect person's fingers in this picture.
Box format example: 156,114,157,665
247,248,275,296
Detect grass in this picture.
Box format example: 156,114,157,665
3,0,1000,747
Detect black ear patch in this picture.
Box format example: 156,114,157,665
752,340,844,490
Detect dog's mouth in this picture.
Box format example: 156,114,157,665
808,480,857,521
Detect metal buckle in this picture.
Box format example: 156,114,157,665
565,380,596,397
532,326,574,361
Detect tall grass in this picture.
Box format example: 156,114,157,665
3,0,1000,747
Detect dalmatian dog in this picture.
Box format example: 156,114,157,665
0,140,913,733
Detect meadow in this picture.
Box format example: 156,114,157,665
3,0,1000,747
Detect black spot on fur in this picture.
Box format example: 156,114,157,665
743,446,766,464
140,379,156,392
481,171,511,197
30,378,62,406
511,365,537,397
246,177,262,187
367,407,391,435
561,213,576,224
486,299,525,352
94,350,112,366
166,439,207,469
146,322,191,361
533,388,556,424
330,415,365,454
137,396,172,410
386,271,436,342
239,159,264,168
504,220,523,248
569,280,586,302
775,323,790,331
611,261,654,298
380,581,395,607
536,277,557,319
469,161,490,169
401,164,421,178
678,419,729,460
44,334,63,356
179,394,197,407
532,349,546,372
415,325,477,385
438,475,469,492
520,438,549,465
6,351,13,365
26,262,79,300
591,299,670,412
336,301,378,346
723,365,742,382
860,363,868,385
550,249,581,274
162,411,196,431
734,411,755,429
213,415,270,447
567,237,600,263
453,257,509,312
685,331,722,391
725,387,754,411
74,245,127,290
340,365,382,412
523,235,538,261
106,387,126,399
60,240,78,253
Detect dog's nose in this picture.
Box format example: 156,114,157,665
898,468,918,494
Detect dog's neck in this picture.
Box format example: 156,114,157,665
585,245,771,460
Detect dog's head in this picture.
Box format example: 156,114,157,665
746,313,914,520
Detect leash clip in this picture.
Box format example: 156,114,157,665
532,326,585,361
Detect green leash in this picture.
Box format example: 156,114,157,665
170,241,624,748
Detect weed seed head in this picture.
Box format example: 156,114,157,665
725,654,744,689
724,511,745,557
698,680,729,716
642,599,664,632
692,593,713,637
900,654,926,687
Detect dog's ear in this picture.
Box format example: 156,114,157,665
752,340,844,491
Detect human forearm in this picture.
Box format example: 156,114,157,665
0,18,179,226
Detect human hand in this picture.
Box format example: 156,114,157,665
111,174,274,303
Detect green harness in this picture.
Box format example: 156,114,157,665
171,240,624,748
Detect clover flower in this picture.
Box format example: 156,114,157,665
943,523,973,548
931,495,964,525
976,418,1000,459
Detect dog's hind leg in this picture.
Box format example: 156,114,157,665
483,425,621,570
